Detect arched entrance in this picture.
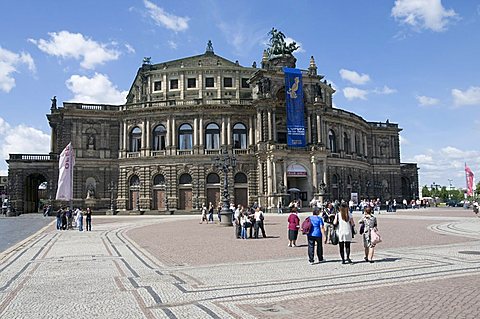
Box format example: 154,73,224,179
129,175,140,210
234,172,248,207
24,173,48,213
286,163,309,206
152,174,165,210
178,173,193,210
206,173,220,208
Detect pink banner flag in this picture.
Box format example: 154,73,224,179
465,163,475,196
55,142,75,201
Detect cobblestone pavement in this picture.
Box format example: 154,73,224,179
0,214,52,253
0,208,479,318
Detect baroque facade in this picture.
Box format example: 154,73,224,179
7,40,418,213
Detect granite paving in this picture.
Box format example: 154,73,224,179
0,207,479,318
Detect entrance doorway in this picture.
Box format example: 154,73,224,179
179,189,193,210
24,173,48,213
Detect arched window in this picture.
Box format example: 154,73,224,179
332,174,338,185
328,130,337,153
178,124,193,150
153,174,165,186
344,132,350,153
233,123,247,149
234,172,248,183
152,125,166,151
130,127,142,152
179,173,192,185
205,123,220,150
206,173,220,184
130,175,140,186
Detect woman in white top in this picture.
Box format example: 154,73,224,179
333,202,354,264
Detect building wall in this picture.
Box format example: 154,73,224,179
6,48,417,213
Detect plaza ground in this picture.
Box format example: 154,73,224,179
0,207,479,318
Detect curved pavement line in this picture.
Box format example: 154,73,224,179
427,220,480,240
0,220,55,263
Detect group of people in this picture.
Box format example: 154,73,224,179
56,207,92,232
287,202,380,265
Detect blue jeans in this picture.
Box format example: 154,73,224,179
241,226,247,239
56,217,61,230
78,219,83,231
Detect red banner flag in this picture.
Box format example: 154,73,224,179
465,163,475,196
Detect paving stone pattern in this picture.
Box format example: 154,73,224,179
0,208,479,318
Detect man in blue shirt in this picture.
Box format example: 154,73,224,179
308,207,326,264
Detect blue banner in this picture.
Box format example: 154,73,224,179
283,67,306,147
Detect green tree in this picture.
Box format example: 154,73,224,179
422,185,431,197
439,186,448,201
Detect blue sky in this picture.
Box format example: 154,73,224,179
0,0,479,191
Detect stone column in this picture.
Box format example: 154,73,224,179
272,111,276,142
283,161,288,189
162,74,167,100
193,118,198,148
316,114,321,144
199,117,204,148
267,156,272,196
123,121,128,154
267,110,272,141
311,156,318,193
171,117,176,150
180,73,185,100
217,73,221,98
145,119,150,156
227,116,231,146
198,72,203,99
166,117,171,148
256,111,262,143
307,115,312,144
249,116,254,146
221,117,226,145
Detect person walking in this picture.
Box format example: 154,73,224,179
76,209,84,232
85,207,92,231
334,202,354,264
200,204,207,224
207,202,214,223
240,211,249,239
56,208,62,230
307,207,326,264
322,202,335,244
359,206,378,263
287,207,300,247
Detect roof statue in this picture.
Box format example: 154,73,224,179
142,57,151,65
206,40,214,53
266,28,299,57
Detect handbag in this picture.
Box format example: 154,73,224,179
359,223,365,235
330,227,339,245
370,227,382,245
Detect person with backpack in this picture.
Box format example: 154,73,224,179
305,207,326,264
333,202,354,264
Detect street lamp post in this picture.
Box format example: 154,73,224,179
109,181,116,214
213,149,236,226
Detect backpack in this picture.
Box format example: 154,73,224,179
301,217,312,235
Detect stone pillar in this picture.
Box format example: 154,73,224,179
193,118,198,147
199,117,204,148
180,73,185,100
217,73,221,98
256,111,262,143
119,121,123,158
162,74,167,100
283,161,288,189
248,117,254,146
221,117,226,145
166,117,171,148
145,119,150,156
198,73,203,99
227,116,231,146
311,156,318,193
267,110,272,141
272,111,277,142
123,121,128,154
171,117,176,149
316,114,321,144
307,115,312,144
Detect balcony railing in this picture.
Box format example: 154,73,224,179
9,154,57,161
205,149,221,155
233,149,249,155
177,150,193,155
151,150,166,157
127,152,140,158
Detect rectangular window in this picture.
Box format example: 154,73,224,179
170,79,179,90
241,78,249,88
205,77,214,88
277,132,287,144
187,78,196,88
223,77,233,87
154,81,162,91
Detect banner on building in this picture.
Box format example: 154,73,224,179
283,67,306,147
56,142,75,201
465,163,475,196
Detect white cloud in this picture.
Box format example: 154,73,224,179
167,40,178,50
125,43,136,54
399,135,409,145
343,87,368,100
0,46,36,93
143,0,189,32
339,69,370,85
407,146,480,188
452,86,480,106
417,95,439,106
373,85,397,95
217,23,265,57
0,118,50,172
66,73,127,104
391,0,458,32
29,31,120,69
284,37,305,53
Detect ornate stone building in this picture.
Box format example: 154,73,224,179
7,38,418,213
